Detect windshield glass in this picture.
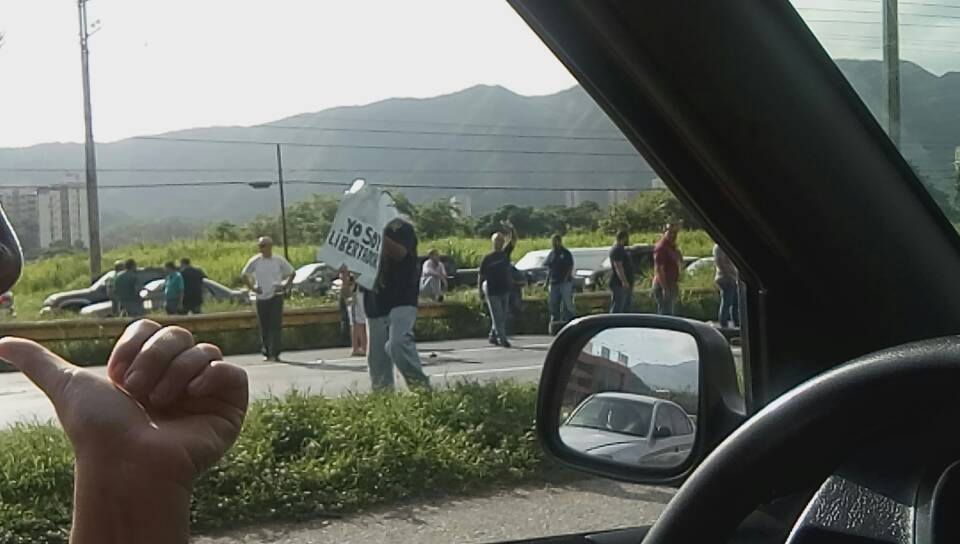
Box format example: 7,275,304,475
794,1,960,221
566,396,654,437
515,252,548,270
1,2,722,542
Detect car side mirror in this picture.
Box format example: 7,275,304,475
537,314,745,485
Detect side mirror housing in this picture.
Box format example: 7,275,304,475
537,314,745,485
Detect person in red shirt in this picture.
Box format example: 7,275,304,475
653,223,682,315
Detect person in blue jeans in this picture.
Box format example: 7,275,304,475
364,218,431,392
714,243,740,328
544,234,575,327
479,220,517,347
609,230,635,313
162,261,184,315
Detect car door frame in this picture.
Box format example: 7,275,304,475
511,0,960,413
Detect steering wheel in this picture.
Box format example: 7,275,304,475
642,337,960,543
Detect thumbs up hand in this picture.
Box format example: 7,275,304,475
0,320,248,544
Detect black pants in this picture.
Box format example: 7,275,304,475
165,299,180,315
256,295,284,359
182,299,202,315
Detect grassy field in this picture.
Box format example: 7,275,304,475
0,382,547,543
9,229,715,320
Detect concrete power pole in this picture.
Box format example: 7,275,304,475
883,0,901,147
78,0,102,282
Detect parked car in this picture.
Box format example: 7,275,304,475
290,263,337,297
582,245,656,291
41,267,166,314
560,392,695,465
516,247,609,287
79,277,248,318
686,256,715,277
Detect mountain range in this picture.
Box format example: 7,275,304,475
629,360,698,393
1,59,956,231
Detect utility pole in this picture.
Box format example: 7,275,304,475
78,0,102,282
276,144,289,261
883,0,901,147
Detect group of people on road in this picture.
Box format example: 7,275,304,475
106,257,207,317
241,215,742,392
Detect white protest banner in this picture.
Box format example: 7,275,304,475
319,179,398,290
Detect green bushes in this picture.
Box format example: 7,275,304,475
0,382,543,543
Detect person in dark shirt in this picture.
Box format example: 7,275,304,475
363,218,430,391
609,230,635,313
179,258,207,315
544,234,575,327
479,220,517,348
114,258,145,317
653,223,682,315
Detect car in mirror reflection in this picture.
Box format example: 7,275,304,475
559,391,695,466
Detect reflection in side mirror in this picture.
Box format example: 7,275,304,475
557,327,699,471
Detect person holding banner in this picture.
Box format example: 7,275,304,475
363,218,431,392
242,236,295,362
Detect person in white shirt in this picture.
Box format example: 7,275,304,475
241,236,295,361
419,249,448,302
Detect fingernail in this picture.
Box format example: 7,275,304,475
124,371,147,393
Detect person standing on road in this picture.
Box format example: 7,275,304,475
653,223,683,315
545,233,575,329
419,249,448,302
179,258,206,315
714,243,740,328
242,236,295,362
106,260,124,317
609,230,635,313
114,258,145,317
339,265,367,357
162,261,184,316
364,218,431,391
479,220,518,347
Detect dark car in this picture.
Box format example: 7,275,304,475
41,267,166,314
581,244,655,291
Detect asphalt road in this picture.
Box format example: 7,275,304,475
0,335,554,428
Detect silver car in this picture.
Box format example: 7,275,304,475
559,392,695,466
79,278,249,318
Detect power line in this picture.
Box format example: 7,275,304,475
273,114,624,135
799,6,960,19
130,135,640,157
257,123,627,142
0,166,655,175
86,179,657,192
804,17,960,28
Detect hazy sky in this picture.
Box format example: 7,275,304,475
588,328,699,367
1,1,958,148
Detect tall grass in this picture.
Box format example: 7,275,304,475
11,230,714,319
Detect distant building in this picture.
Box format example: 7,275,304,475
607,189,638,205
562,342,651,410
0,183,88,256
450,195,472,217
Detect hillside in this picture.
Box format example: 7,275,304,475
1,59,957,230
630,360,698,393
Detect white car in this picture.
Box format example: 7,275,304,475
80,278,249,317
560,392,695,467
515,247,610,287
686,256,715,276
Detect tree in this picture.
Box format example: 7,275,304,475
599,190,700,233
205,221,243,242
284,193,340,245
412,199,471,239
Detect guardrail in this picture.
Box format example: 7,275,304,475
0,289,737,343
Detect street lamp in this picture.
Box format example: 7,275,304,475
248,179,289,260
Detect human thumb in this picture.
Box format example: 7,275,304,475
0,337,73,403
